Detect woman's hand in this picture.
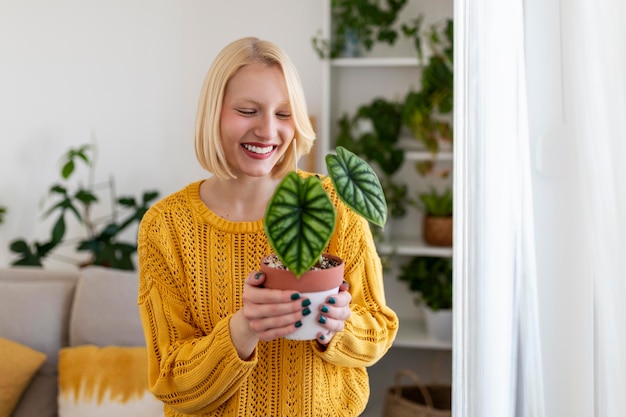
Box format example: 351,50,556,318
316,280,352,345
230,271,308,359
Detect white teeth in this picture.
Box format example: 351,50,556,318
243,144,273,155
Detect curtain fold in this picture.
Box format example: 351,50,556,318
455,0,626,416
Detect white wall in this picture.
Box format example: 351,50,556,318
0,0,324,268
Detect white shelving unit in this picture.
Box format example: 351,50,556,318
316,1,454,416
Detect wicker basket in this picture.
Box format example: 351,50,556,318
383,369,451,417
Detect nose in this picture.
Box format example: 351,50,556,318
253,113,278,140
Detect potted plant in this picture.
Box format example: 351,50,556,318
0,206,6,224
260,146,387,339
401,17,454,176
397,255,452,341
9,144,159,270
312,0,409,58
416,186,453,247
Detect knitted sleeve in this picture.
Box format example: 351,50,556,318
137,205,256,415
311,177,399,367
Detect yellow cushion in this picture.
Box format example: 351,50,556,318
58,345,163,417
0,337,47,417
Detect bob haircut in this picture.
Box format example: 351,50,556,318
194,37,316,180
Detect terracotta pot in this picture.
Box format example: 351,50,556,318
423,215,453,247
260,253,344,340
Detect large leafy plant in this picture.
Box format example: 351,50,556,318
9,144,159,270
312,0,409,58
264,146,387,277
398,256,452,311
402,17,454,176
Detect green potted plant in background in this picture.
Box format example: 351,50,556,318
416,186,452,247
312,0,409,58
0,206,6,224
398,255,452,341
401,16,454,176
9,144,159,271
260,146,387,340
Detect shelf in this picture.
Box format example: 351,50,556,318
331,56,420,67
406,150,453,162
377,238,453,257
393,317,452,350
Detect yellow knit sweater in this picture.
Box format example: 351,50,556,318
137,174,398,417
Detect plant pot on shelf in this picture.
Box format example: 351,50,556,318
260,253,345,341
422,215,453,247
423,307,452,342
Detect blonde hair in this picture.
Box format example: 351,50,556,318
194,37,316,180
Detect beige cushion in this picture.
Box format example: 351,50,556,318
69,266,145,347
0,338,47,417
58,345,163,417
0,267,79,374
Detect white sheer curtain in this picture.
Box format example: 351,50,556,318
453,0,626,416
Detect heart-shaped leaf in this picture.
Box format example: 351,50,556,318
264,172,336,278
326,146,387,227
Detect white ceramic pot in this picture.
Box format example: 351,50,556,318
424,308,453,342
260,254,344,341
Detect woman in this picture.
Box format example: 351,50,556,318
137,37,398,417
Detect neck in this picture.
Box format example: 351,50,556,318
200,174,285,222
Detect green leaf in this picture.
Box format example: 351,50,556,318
61,160,75,179
264,172,336,278
326,146,387,227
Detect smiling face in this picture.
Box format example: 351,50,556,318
219,63,295,179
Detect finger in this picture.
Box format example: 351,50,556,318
317,312,346,334
246,271,266,287
319,303,351,321
316,330,333,345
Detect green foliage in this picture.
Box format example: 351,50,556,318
398,256,452,310
336,97,409,218
402,17,454,173
0,207,5,224
265,146,387,278
418,187,452,217
312,0,409,58
9,144,159,270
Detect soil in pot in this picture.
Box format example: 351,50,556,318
260,254,344,340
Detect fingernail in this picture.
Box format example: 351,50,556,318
303,308,311,316
320,335,325,341
321,305,329,313
301,299,311,307
318,316,326,324
295,321,302,328
254,272,262,280
328,297,336,304
343,280,350,289
290,293,301,300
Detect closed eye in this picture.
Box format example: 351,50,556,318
237,109,256,116
276,112,291,120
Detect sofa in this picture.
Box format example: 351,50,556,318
0,266,163,417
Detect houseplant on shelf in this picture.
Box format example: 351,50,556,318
9,143,159,271
312,0,409,58
260,145,387,340
397,255,452,341
401,17,454,176
416,186,453,247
